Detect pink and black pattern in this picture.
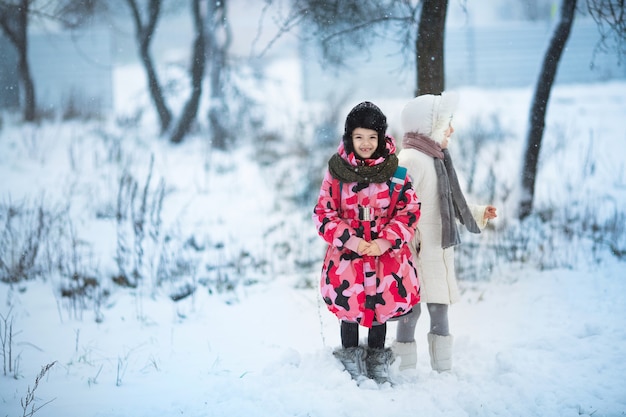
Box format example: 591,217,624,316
313,139,421,328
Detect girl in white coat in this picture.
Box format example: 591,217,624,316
393,92,497,372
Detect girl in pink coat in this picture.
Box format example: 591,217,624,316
313,102,421,385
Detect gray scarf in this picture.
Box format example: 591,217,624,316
403,132,480,248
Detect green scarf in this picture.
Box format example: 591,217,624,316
328,153,399,184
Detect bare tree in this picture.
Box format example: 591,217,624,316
268,0,449,98
0,0,36,121
206,0,232,150
416,0,449,95
170,0,206,143
124,0,211,143
518,0,577,220
0,0,107,121
125,0,173,133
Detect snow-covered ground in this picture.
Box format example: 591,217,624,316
1,258,625,417
1,58,626,416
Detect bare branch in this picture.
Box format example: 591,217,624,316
587,0,626,61
253,4,309,58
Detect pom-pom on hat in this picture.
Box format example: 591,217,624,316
401,91,459,145
343,101,388,157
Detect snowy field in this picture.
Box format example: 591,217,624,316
1,59,626,416
1,259,624,417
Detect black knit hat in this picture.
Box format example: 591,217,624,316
342,101,388,158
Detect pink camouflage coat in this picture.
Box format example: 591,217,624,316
313,138,421,328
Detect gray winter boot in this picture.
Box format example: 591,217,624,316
428,332,453,372
333,346,367,382
366,348,394,385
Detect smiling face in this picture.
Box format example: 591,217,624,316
351,127,379,159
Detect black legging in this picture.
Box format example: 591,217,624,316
341,321,387,349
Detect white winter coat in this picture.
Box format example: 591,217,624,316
398,92,487,304
398,148,487,304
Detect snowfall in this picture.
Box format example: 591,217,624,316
1,53,626,417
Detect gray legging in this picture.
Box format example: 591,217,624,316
396,303,449,343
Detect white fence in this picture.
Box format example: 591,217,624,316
301,18,626,102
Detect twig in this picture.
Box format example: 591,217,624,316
20,361,57,417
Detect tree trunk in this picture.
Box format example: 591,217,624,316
0,0,36,121
207,0,231,150
17,0,35,121
126,0,172,133
518,0,577,219
139,41,172,133
170,0,206,143
416,0,448,96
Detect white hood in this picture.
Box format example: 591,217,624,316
400,91,459,145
